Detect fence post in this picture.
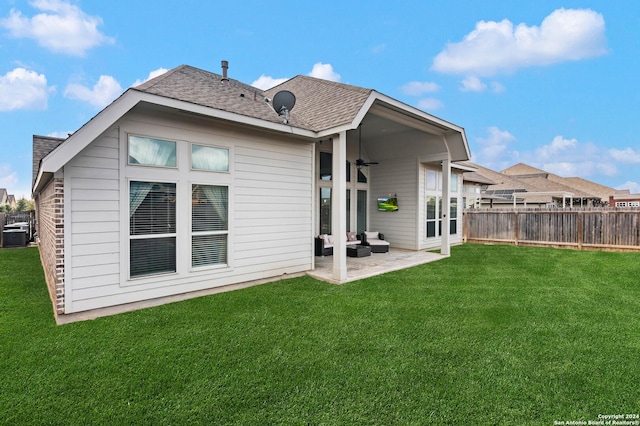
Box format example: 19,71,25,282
514,210,519,246
462,210,467,243
577,211,583,250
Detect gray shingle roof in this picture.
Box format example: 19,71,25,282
266,76,373,132
502,162,613,200
33,135,65,186
133,65,376,133
133,65,312,129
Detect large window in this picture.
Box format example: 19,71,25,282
128,135,176,167
192,184,228,268
129,181,176,278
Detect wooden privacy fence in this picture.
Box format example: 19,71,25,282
463,209,640,251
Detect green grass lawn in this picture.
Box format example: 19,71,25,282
1,245,639,425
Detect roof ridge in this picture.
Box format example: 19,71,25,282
272,74,373,94
133,64,187,90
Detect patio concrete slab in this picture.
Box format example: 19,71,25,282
308,248,448,284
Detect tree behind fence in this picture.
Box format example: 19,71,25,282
463,208,640,251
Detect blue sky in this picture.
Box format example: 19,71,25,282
1,0,639,199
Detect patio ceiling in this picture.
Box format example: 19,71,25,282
351,108,456,164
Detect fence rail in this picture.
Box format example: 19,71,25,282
463,208,640,251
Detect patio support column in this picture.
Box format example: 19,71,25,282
332,131,348,282
441,158,450,256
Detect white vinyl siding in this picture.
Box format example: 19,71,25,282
66,128,121,312
368,157,419,250
65,109,314,314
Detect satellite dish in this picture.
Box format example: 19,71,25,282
272,90,296,123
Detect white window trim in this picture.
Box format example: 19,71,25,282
190,182,230,272
190,142,230,173
126,178,179,282
127,133,179,169
119,125,234,287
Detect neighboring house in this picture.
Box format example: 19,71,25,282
461,162,613,208
32,63,470,319
609,190,640,207
460,168,495,209
1,188,17,210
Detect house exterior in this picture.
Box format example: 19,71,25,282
1,188,17,210
32,63,469,320
609,190,640,207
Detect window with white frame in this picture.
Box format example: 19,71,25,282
126,131,233,279
425,168,459,238
191,144,229,172
630,201,640,207
128,135,177,167
129,181,176,278
192,184,228,268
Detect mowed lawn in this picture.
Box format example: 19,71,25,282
1,245,639,425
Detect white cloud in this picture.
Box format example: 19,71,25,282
0,67,53,111
431,8,607,76
526,135,616,177
401,81,440,96
472,126,518,169
308,62,341,81
616,181,640,194
47,131,71,138
460,76,487,92
0,0,114,56
417,98,443,111
64,75,122,109
251,62,341,90
132,68,169,87
251,75,288,90
535,136,577,161
543,161,616,178
609,147,640,164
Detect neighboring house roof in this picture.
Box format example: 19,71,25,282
0,188,7,204
33,63,469,193
501,163,547,176
461,171,495,185
511,175,592,198
7,195,16,206
501,162,613,201
610,189,640,201
560,177,614,201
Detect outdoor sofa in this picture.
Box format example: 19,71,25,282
361,231,390,253
315,232,361,256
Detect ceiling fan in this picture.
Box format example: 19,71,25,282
355,124,378,168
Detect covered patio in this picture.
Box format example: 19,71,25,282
308,248,447,284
